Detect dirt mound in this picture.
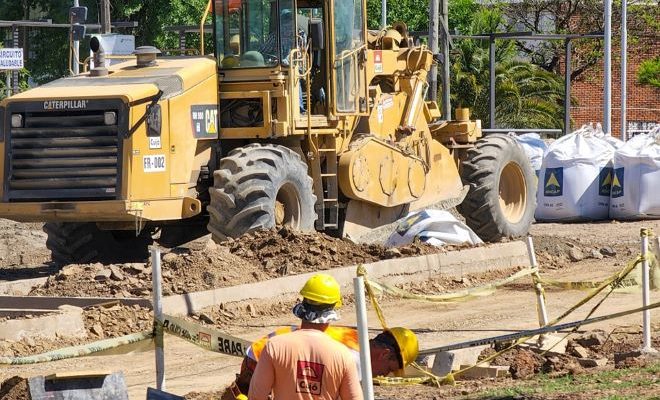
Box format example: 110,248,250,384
0,376,30,400
491,348,545,379
28,228,442,298
224,227,437,274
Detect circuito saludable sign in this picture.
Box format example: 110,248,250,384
0,48,24,70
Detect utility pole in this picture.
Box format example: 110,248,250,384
72,0,80,75
603,0,612,134
429,0,439,102
100,0,111,34
439,0,450,120
621,0,628,140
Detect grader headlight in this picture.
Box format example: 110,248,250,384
10,113,23,128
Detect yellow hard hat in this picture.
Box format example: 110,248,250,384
388,327,419,369
299,273,343,307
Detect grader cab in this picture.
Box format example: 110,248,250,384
0,0,535,265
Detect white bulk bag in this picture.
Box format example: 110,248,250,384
385,210,483,247
535,125,618,221
610,128,660,219
514,132,548,176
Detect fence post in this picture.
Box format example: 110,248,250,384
354,277,374,400
640,229,656,353
526,236,549,328
151,247,166,389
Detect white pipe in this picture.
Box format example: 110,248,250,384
151,247,166,390
73,0,80,75
640,230,654,352
354,277,375,400
603,0,612,134
526,236,549,327
621,0,628,140
381,0,386,28
5,71,10,98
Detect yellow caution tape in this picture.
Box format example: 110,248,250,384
366,267,538,303
158,314,251,358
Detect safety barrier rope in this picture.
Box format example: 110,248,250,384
355,243,655,387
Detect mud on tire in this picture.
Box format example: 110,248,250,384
43,222,153,266
458,134,536,242
207,143,317,242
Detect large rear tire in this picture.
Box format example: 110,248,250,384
458,134,536,242
44,222,153,265
207,144,317,241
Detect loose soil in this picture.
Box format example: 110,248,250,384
0,376,30,400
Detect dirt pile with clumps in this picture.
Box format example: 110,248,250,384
0,376,30,400
0,219,50,270
224,227,438,274
28,228,443,298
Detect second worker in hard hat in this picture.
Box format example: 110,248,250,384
229,273,419,399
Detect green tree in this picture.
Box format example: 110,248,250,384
638,56,660,89
450,8,565,129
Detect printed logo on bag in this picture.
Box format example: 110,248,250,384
611,168,624,198
598,167,613,196
395,211,428,235
544,167,563,197
296,361,324,395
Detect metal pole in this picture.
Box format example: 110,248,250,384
428,0,439,102
564,39,572,135
11,26,19,95
100,0,112,34
640,229,655,353
381,0,386,28
621,0,627,140
72,0,80,75
489,35,495,129
151,247,166,390
603,0,612,134
526,236,549,327
440,0,450,119
354,277,374,400
5,71,10,98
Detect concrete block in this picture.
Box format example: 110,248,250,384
570,345,591,359
577,358,607,368
431,345,489,376
0,277,48,295
0,305,86,341
455,365,509,380
521,334,567,355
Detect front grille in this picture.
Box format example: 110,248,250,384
5,104,124,201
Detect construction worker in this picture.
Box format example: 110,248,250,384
247,273,362,400
229,274,419,399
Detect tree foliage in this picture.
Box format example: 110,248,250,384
638,56,660,88
450,8,565,129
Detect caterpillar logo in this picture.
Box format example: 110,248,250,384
598,167,613,196
43,100,88,110
611,168,624,198
543,167,563,197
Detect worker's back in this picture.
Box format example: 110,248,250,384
248,329,363,400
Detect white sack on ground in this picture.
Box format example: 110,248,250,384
535,125,618,221
385,210,483,247
514,132,548,176
610,127,660,219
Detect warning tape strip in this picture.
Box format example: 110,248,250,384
366,267,538,303
158,314,251,358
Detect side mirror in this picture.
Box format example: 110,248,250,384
71,24,86,41
309,19,324,51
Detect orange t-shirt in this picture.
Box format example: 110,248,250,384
248,329,363,400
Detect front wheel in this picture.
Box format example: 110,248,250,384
458,134,536,242
207,144,317,242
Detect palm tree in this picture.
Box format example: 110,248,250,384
448,9,565,130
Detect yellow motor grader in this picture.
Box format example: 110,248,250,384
0,0,535,264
